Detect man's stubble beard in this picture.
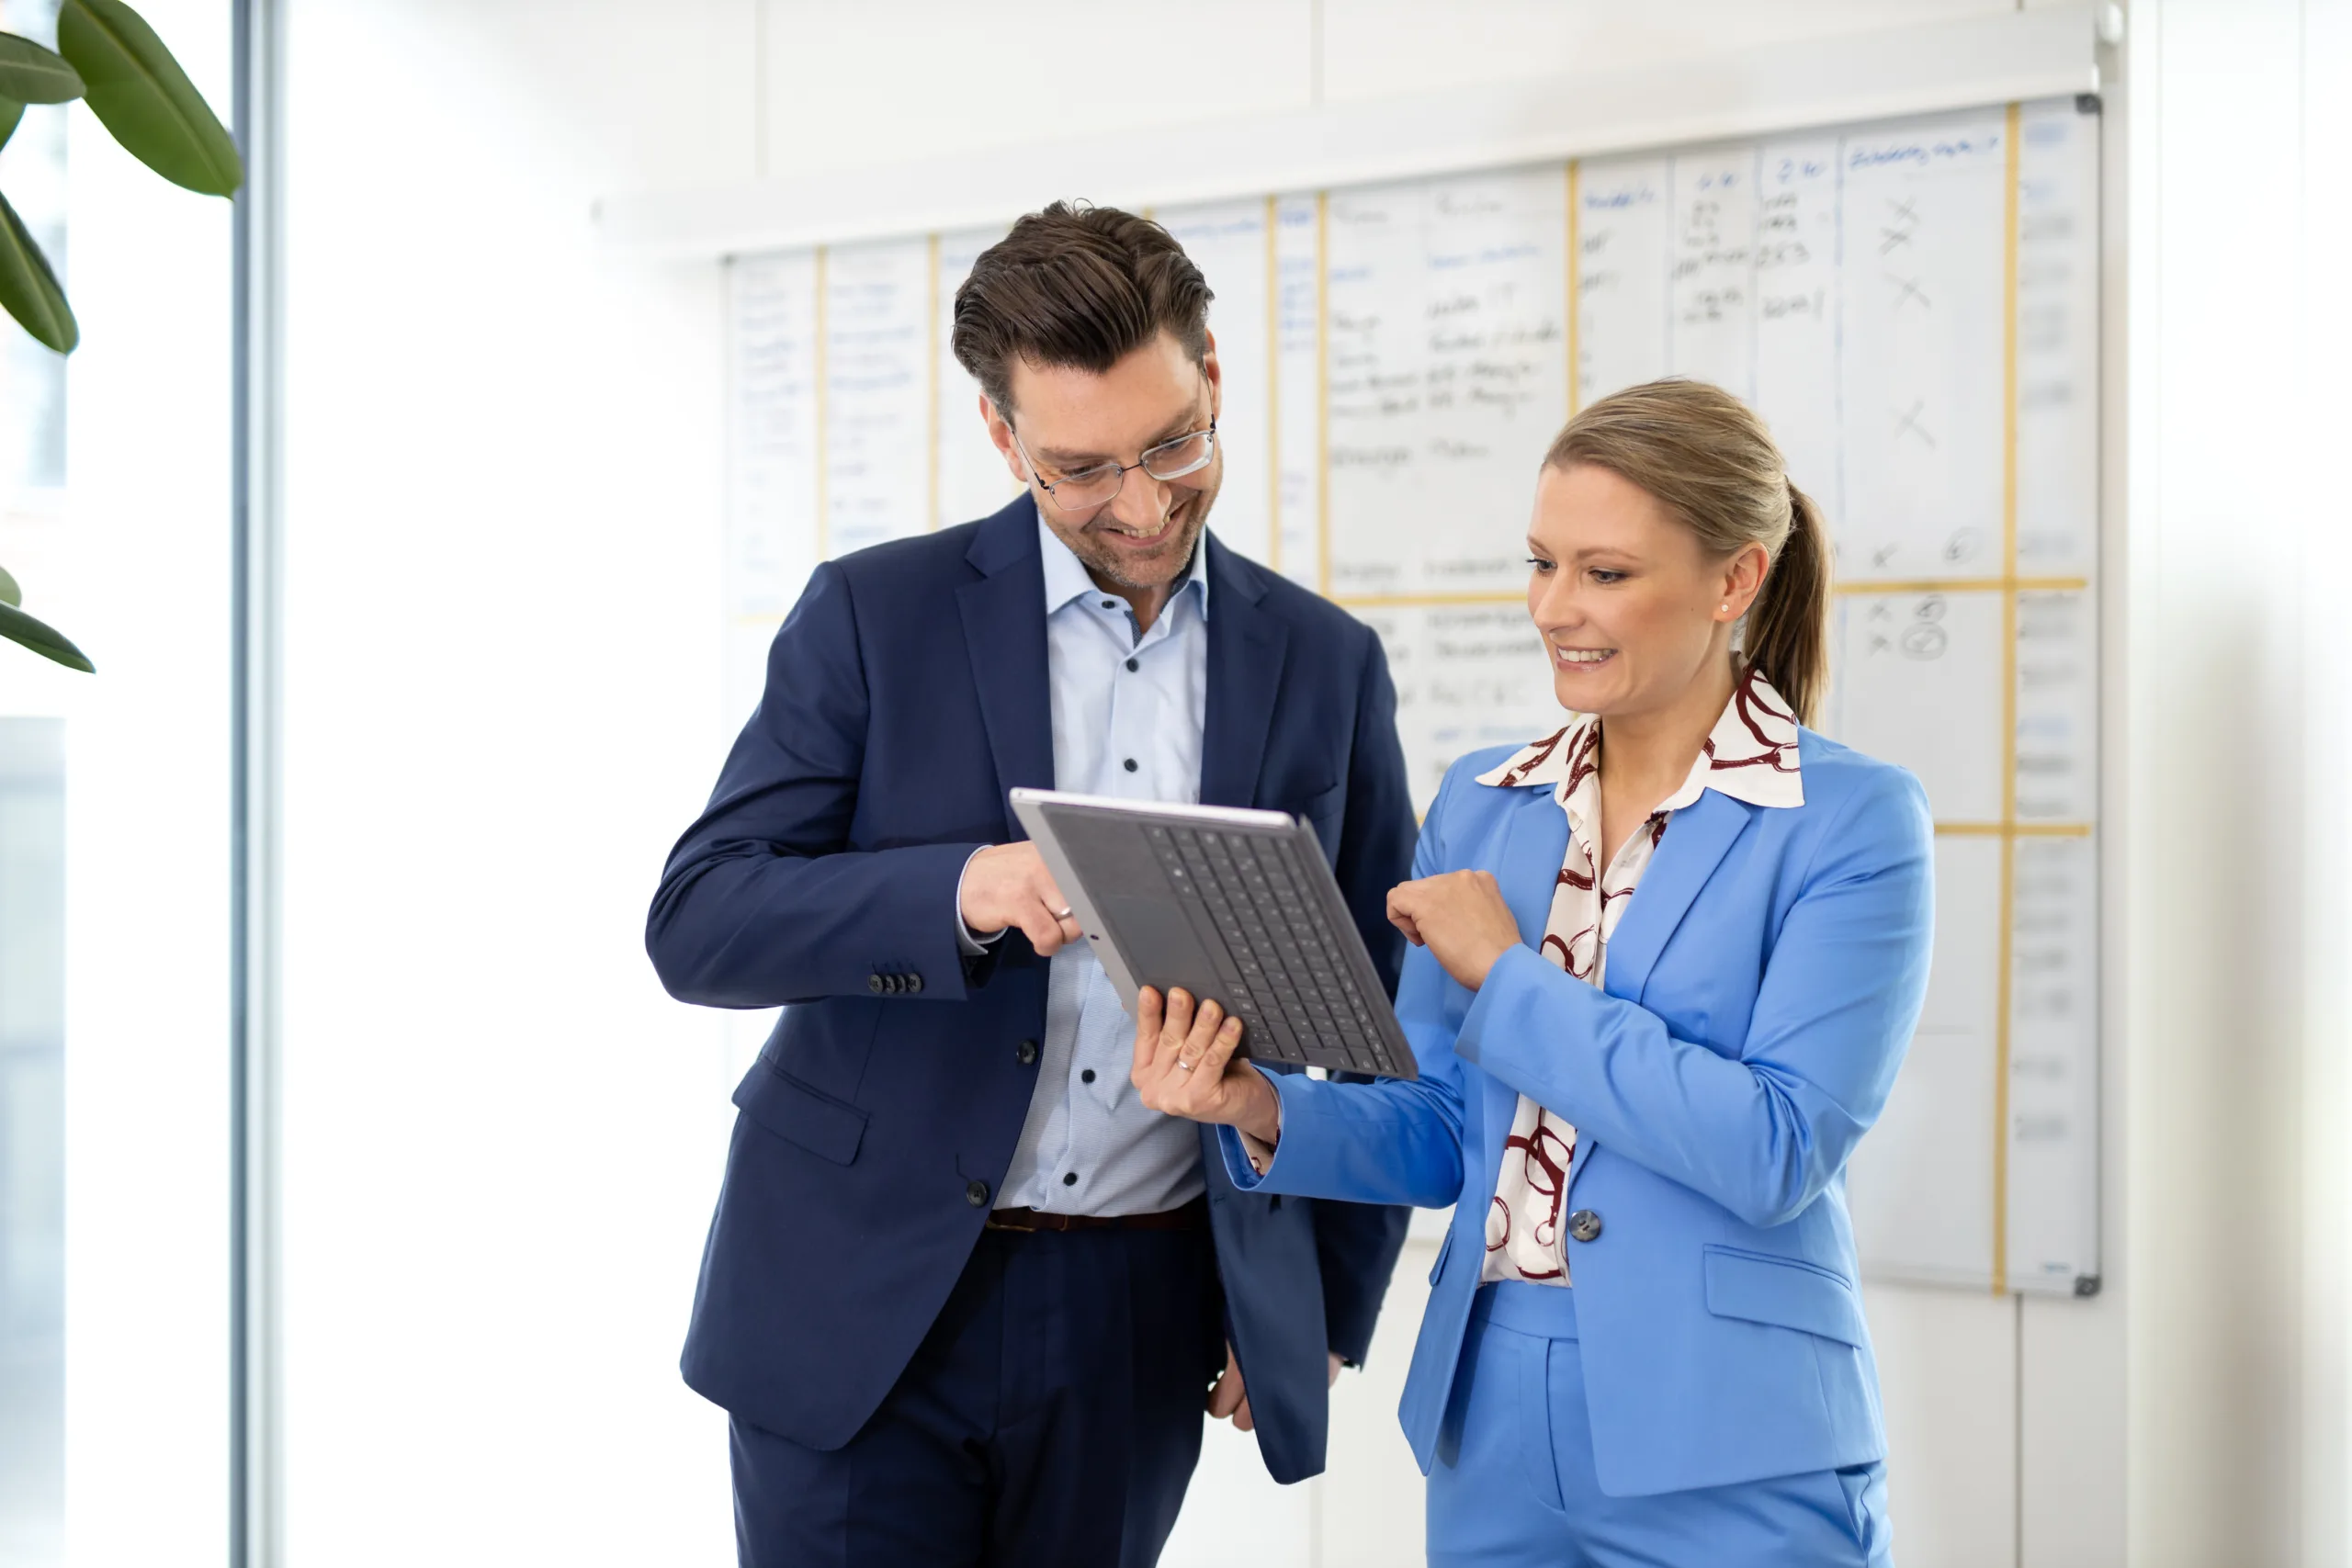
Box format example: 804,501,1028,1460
1072,471,1220,592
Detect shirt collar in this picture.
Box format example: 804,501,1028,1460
1474,664,1804,810
1036,517,1211,622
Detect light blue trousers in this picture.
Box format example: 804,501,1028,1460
1426,1283,1894,1568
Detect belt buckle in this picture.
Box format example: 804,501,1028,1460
985,1209,1041,1234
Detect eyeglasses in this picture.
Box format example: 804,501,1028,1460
1011,419,1218,514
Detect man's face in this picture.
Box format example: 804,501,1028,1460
982,330,1223,594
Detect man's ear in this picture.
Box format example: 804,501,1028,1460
1202,330,1223,421
979,393,1026,484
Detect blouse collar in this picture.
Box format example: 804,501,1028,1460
1474,664,1804,812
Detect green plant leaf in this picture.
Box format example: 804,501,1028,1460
0,189,75,351
0,599,94,671
0,95,22,151
57,0,240,197
0,32,84,103
0,563,19,606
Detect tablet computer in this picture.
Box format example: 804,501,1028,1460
1010,788,1418,1080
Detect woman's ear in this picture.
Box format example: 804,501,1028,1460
1722,542,1770,617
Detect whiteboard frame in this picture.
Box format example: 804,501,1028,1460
595,6,2105,260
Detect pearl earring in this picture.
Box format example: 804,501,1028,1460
1720,603,1730,615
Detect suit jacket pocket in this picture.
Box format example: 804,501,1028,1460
1701,1245,1869,1348
735,1061,870,1166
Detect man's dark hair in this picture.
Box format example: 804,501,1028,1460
951,201,1214,415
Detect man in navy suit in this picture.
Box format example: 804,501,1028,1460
648,201,1415,1566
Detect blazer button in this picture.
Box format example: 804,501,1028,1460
1016,1039,1038,1065
1567,1210,1603,1244
867,974,885,994
965,1179,990,1208
905,974,923,995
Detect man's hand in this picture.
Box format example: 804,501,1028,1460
957,842,1082,956
1206,1346,1348,1434
1385,870,1522,990
1132,987,1282,1146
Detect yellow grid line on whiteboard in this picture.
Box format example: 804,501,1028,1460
926,234,942,531
1566,160,1581,416
814,245,830,561
1316,191,1331,596
1266,195,1283,577
1937,821,2093,839
1992,100,2023,1298
1835,575,2087,596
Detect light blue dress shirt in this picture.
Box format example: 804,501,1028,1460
986,520,1212,1215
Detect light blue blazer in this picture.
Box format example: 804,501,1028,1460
1220,728,1934,1497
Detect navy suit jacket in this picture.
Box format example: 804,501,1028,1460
647,496,1416,1483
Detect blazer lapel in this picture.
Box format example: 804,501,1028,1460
1479,788,1569,1179
955,499,1054,841
1601,789,1753,1006
1199,536,1288,810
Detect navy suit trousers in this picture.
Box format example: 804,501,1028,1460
729,1223,1224,1567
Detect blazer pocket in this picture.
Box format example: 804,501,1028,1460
1702,1245,1869,1348
1296,778,1347,828
734,1061,869,1166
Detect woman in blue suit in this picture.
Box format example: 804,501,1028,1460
1136,378,1932,1566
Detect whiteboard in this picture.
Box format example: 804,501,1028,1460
720,97,2103,1297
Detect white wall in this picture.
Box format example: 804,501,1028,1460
275,4,2352,1566
2122,3,2352,1565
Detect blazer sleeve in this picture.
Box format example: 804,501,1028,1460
644,561,992,1009
1217,754,1472,1213
1307,629,1419,1363
1453,767,1934,1230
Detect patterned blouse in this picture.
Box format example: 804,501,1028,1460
1473,666,1804,1287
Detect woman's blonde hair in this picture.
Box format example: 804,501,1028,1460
1543,378,1831,725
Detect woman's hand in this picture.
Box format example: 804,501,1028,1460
1132,987,1282,1146
1386,871,1522,990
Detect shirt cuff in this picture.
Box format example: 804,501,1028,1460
1236,1084,1284,1176
954,847,1009,956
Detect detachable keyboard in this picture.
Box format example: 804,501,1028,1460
1009,789,1419,1080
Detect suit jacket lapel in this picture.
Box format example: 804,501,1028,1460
1480,788,1569,1178
1199,536,1288,810
955,498,1054,841
1602,789,1753,1005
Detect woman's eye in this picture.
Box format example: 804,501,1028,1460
1525,558,1555,573
1590,569,1626,585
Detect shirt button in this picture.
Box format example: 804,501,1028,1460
1080,1068,1096,1084
1125,658,1139,672
1016,1039,1038,1065
1062,1172,1079,1187
1101,599,1117,610
966,1179,990,1208
1123,758,1138,773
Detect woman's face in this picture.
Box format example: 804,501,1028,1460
1524,462,1766,721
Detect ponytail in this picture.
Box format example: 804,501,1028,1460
1744,481,1831,726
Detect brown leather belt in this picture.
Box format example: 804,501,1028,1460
985,1195,1209,1234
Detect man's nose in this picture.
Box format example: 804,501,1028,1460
1103,465,1172,533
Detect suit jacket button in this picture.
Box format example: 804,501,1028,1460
905,974,923,995
1567,1209,1602,1244
965,1179,990,1208
868,974,885,994
1016,1039,1038,1065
